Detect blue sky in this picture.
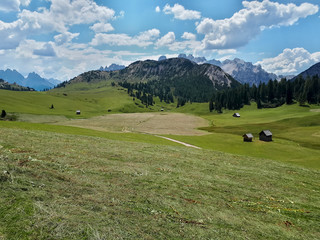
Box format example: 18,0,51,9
0,0,319,81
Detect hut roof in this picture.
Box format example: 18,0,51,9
259,130,272,136
243,133,254,138
233,113,240,117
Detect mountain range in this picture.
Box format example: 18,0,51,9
176,54,278,86
0,69,60,91
75,58,238,88
99,64,126,72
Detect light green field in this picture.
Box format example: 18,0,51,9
169,104,320,169
0,82,174,119
0,128,319,239
1,86,319,169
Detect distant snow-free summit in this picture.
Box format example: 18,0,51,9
176,54,278,85
0,69,60,91
99,64,126,72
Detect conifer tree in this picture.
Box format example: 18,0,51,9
286,81,293,104
1,110,6,118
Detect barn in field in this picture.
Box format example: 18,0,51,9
259,130,272,142
233,113,240,118
76,110,81,115
243,133,254,142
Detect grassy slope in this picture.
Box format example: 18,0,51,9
0,82,320,239
0,82,170,119
0,128,319,239
171,103,320,169
1,85,319,169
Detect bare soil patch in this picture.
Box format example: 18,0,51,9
55,112,210,136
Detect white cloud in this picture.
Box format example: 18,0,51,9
0,0,116,50
0,38,149,81
90,22,114,33
0,0,30,12
156,32,201,51
256,48,320,75
91,29,160,47
115,10,125,19
163,3,201,20
196,0,318,50
33,43,56,57
156,32,176,48
181,32,196,41
54,32,80,46
155,6,160,13
0,20,25,49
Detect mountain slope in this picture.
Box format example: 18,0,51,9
24,72,54,91
0,69,25,86
177,54,278,85
64,58,240,102
293,62,320,79
221,58,277,85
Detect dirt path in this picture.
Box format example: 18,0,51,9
154,135,202,149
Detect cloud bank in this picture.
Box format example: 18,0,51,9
196,0,318,50
257,48,320,75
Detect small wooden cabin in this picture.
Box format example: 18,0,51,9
76,110,81,115
243,133,253,142
259,130,272,142
233,113,240,118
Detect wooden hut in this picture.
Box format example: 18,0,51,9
259,130,272,142
233,113,240,118
243,133,253,142
76,110,81,115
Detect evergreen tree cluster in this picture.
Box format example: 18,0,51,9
117,74,216,107
118,80,175,106
210,75,320,112
118,81,157,107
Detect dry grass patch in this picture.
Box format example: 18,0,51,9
55,112,210,136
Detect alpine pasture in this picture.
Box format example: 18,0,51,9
0,82,319,239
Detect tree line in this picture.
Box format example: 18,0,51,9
117,74,215,107
210,75,320,113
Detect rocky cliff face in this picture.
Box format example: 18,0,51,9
177,54,278,85
221,58,277,85
99,64,126,72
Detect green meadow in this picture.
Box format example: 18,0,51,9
0,83,319,239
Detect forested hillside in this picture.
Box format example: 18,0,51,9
57,58,240,103
210,75,320,112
